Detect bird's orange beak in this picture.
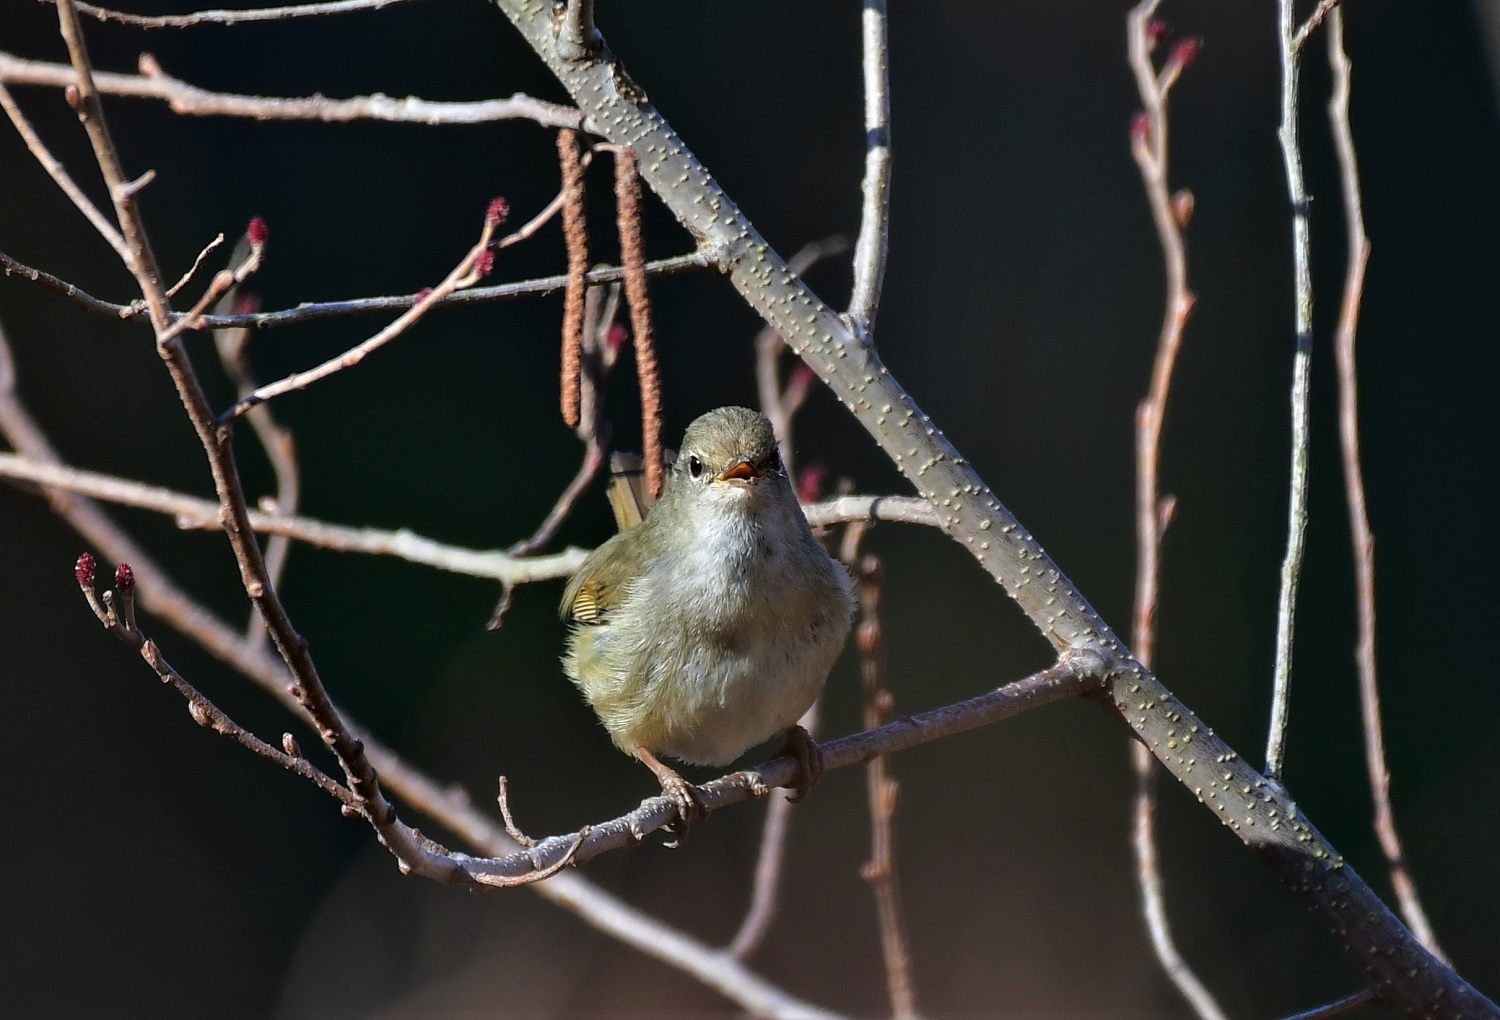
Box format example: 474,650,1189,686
717,459,763,483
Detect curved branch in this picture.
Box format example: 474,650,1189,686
477,659,1102,879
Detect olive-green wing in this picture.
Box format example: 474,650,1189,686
605,452,651,532
605,449,677,531
560,530,638,625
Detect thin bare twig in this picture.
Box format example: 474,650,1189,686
64,0,431,28
1292,0,1343,52
1278,988,1376,1020
1324,10,1444,960
854,554,919,1019
224,203,506,419
75,554,356,806
1,244,708,328
0,451,589,582
1266,0,1318,782
468,658,1104,880
1124,6,1223,1020
0,51,582,129
0,248,134,316
211,233,301,636
52,1,171,322
506,436,607,557
166,232,225,297
52,0,483,888
847,0,891,337
559,129,588,429
0,80,131,266
615,147,664,499
727,741,809,959
755,236,850,475
158,223,264,343
507,281,621,561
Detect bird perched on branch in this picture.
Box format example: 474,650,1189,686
561,406,855,831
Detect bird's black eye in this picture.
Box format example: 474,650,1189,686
768,449,783,473
688,455,704,478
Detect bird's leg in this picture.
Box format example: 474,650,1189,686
777,724,825,803
636,746,708,842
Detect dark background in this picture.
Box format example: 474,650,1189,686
2,1,1497,1016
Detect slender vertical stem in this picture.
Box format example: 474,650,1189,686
53,0,171,331
1266,0,1316,782
1124,5,1222,1018
1324,9,1445,960
847,0,891,337
854,554,918,1019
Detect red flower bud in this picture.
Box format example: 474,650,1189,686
247,216,268,246
114,562,135,595
486,197,510,228
75,552,96,587
473,249,495,279
1169,37,1202,69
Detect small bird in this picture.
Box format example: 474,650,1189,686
561,406,855,827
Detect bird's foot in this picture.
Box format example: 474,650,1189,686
637,746,708,846
777,725,824,803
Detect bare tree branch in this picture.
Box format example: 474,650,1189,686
52,0,483,889
0,79,131,265
166,232,225,297
1266,0,1319,782
65,0,433,29
0,245,710,328
1324,9,1445,961
0,247,135,316
0,51,582,129
210,239,300,638
476,658,1103,880
847,0,891,336
1124,6,1223,1019
1278,988,1376,1020
75,554,356,807
224,203,511,419
1292,0,1344,52
853,554,919,1020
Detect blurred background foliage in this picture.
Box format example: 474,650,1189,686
2,0,1497,1015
